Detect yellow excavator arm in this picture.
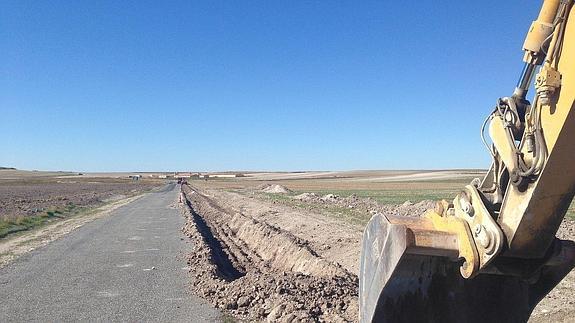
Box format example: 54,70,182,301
360,1,575,321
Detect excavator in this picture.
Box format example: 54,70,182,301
359,1,575,322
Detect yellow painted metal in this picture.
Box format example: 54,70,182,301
523,0,561,63
423,211,479,278
536,65,562,91
383,211,479,278
539,0,562,23
453,186,504,270
498,3,575,258
489,116,519,171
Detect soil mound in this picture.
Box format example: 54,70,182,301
290,191,435,217
321,194,339,202
293,192,319,201
261,184,291,194
180,185,358,322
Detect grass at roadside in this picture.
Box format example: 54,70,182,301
292,188,459,204
567,201,575,220
218,174,575,225
240,185,461,205
0,180,164,241
256,192,375,226
0,203,82,239
223,180,468,225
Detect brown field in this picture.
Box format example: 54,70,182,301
0,170,163,239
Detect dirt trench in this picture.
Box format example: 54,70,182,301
179,184,359,322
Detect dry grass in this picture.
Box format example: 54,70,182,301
190,172,575,223
190,175,475,205
0,172,164,239
0,205,77,238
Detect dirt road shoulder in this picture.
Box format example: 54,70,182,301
0,194,145,268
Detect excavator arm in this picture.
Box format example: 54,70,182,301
360,1,575,321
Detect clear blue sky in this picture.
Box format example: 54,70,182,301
1,1,540,172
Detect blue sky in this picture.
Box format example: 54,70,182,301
1,1,540,172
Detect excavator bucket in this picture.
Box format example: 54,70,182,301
358,1,575,322
359,213,575,323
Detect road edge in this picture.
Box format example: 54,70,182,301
0,193,147,268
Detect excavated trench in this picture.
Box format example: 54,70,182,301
179,184,359,322
185,199,245,281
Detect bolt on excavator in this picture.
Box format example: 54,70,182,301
360,1,575,322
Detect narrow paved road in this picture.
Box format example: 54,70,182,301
0,183,220,322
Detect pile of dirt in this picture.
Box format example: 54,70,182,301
321,194,339,202
290,191,435,217
261,184,292,194
180,186,358,322
293,192,319,201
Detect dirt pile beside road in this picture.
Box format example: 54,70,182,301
261,184,292,194
293,192,319,201
180,185,358,322
291,191,435,217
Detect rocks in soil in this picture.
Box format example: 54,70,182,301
321,194,339,202
180,184,358,322
268,303,286,321
293,193,319,201
237,295,252,307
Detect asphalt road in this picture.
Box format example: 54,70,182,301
0,183,220,322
